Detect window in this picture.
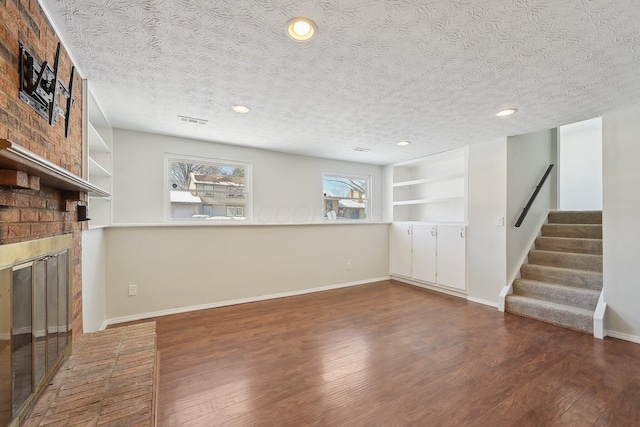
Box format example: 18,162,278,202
167,155,251,222
227,186,244,198
226,206,244,217
322,174,370,221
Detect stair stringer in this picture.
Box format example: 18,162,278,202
499,211,549,312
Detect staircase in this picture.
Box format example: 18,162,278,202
506,211,602,333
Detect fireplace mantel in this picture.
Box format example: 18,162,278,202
0,139,110,198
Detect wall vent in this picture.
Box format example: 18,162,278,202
178,115,208,125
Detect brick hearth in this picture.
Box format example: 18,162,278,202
23,322,159,426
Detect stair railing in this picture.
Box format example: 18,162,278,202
515,164,554,227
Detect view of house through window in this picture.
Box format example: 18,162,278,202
323,174,369,220
167,156,250,221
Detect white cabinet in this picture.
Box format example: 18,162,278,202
390,222,413,278
390,222,466,291
411,223,437,283
435,225,466,290
84,82,113,228
390,148,467,294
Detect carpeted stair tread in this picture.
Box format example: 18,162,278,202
548,210,602,224
541,224,602,239
535,236,602,255
520,264,602,291
505,295,593,333
508,210,602,334
528,249,602,272
513,279,600,311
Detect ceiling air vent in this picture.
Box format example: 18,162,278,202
178,115,208,125
353,147,372,152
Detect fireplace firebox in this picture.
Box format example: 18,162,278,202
0,234,72,426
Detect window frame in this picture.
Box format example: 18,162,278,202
164,153,252,224
322,172,371,222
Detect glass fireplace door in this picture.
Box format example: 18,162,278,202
33,260,46,388
0,237,72,426
0,268,10,426
11,264,33,415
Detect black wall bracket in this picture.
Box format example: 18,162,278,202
19,42,75,138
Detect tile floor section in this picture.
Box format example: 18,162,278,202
23,322,158,426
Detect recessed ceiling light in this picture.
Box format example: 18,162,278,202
287,17,317,41
398,141,411,146
231,105,250,113
496,109,517,117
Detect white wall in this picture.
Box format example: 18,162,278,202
602,105,640,341
105,129,389,322
382,164,394,222
82,229,107,332
105,224,389,320
506,129,557,282
112,129,385,225
559,117,603,210
467,137,507,306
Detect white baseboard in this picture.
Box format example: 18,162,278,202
604,330,640,345
391,276,467,300
593,293,606,339
466,296,499,309
105,276,391,327
498,284,513,312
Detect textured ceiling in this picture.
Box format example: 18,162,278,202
41,0,640,165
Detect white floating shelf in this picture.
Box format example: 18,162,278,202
393,196,464,206
89,157,112,177
88,123,111,153
392,179,428,187
393,172,464,187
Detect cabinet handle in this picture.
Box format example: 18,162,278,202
431,227,436,237
460,228,465,238
407,227,411,235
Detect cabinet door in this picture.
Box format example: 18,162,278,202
436,225,466,290
390,222,413,277
412,224,437,283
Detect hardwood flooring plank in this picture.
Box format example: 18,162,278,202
118,280,640,426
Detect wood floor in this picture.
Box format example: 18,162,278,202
124,280,640,426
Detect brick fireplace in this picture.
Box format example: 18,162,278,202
0,1,91,424
1,0,85,338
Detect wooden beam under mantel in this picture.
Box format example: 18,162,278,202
0,139,110,197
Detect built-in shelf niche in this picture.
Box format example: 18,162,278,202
84,82,113,228
392,147,467,223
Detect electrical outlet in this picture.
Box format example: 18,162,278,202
347,262,352,270
128,284,137,296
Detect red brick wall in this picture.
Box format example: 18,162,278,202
0,0,85,337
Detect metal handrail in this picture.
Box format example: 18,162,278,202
515,164,554,227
